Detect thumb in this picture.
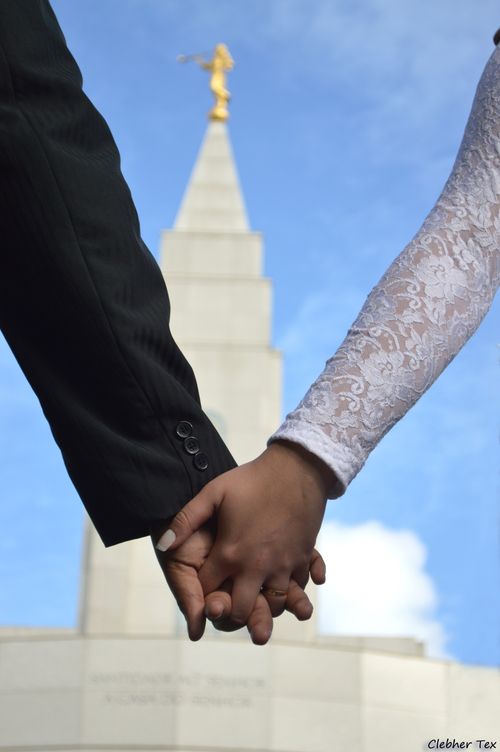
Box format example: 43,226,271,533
309,547,326,585
155,479,221,552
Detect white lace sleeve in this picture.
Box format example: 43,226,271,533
269,43,500,498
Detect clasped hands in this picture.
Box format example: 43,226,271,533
150,440,333,645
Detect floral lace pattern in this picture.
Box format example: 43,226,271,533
269,45,500,498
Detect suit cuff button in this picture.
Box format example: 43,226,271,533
176,420,193,439
184,437,200,455
193,452,209,471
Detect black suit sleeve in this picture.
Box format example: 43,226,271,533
0,0,236,547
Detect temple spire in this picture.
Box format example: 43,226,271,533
174,120,249,232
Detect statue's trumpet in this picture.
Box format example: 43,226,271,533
177,51,210,63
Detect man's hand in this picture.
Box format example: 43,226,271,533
156,440,333,630
152,521,326,645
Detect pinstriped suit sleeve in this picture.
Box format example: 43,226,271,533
0,0,236,546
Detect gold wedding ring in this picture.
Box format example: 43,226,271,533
261,587,288,598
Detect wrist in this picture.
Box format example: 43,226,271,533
264,439,334,501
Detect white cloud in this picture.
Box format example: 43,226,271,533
317,520,449,658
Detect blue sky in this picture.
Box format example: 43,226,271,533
0,0,498,665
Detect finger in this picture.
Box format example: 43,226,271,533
260,581,290,617
162,561,206,641
154,480,221,553
247,594,273,645
205,588,273,642
198,550,232,595
285,579,314,622
291,562,310,591
205,588,249,633
205,589,232,622
230,575,264,627
309,548,326,585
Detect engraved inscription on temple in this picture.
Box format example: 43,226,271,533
89,671,266,708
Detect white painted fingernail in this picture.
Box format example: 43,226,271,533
155,529,176,552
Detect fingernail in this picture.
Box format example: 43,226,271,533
155,529,176,552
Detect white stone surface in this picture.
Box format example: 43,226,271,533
0,638,83,690
361,706,447,752
0,689,82,746
317,634,425,656
160,230,263,277
0,634,498,751
81,638,177,746
361,652,448,714
446,663,500,739
174,121,249,232
271,644,360,702
271,697,362,752
167,276,273,345
78,518,180,636
0,637,84,746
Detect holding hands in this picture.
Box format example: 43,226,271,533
152,440,333,643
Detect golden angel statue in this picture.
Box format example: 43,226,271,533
178,44,234,121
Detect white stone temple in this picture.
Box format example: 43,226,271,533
0,115,498,752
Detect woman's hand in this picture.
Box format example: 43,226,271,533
152,521,326,644
156,440,333,629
